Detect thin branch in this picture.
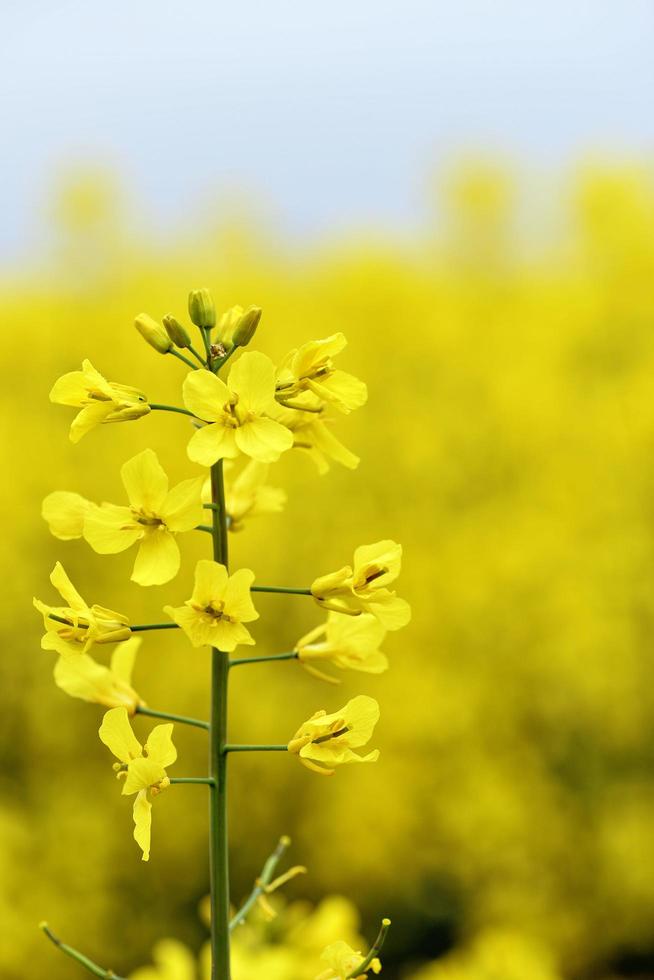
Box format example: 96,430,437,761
135,705,209,730
229,651,298,668
223,744,288,753
149,403,197,418
346,918,392,979
47,616,179,633
195,524,214,534
169,777,215,786
251,586,312,596
230,836,291,931
169,349,198,370
40,923,126,979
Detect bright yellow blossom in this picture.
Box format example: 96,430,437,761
33,562,131,657
182,353,293,466
202,460,286,532
82,448,204,586
270,403,359,473
316,940,381,979
128,939,197,980
53,636,143,712
164,559,258,652
311,541,410,630
41,490,93,539
296,613,388,681
275,333,367,414
49,359,150,443
287,695,380,775
99,706,177,861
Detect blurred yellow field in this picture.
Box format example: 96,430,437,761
3,162,654,979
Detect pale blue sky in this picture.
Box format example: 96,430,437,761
1,0,653,257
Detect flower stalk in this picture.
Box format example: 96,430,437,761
135,705,209,730
40,923,126,980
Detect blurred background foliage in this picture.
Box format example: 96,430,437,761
2,161,654,979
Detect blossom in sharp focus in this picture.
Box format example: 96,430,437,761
296,613,388,681
41,491,93,540
82,448,204,586
53,636,143,712
99,706,177,861
275,333,367,414
49,358,150,443
33,561,131,657
183,352,293,466
311,541,411,630
316,940,381,979
287,695,380,775
202,460,286,532
270,403,359,474
164,559,258,652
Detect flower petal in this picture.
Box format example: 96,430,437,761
227,351,276,413
70,402,114,443
84,504,142,554
131,530,180,586
42,491,92,540
224,568,258,623
187,423,239,466
235,417,293,462
183,370,229,422
132,789,153,862
50,562,87,611
144,723,177,768
99,706,142,763
193,559,229,607
161,477,204,532
121,449,169,513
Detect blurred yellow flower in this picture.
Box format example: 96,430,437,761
41,490,93,540
183,353,293,466
202,460,286,532
296,613,388,682
288,695,380,775
271,403,360,473
164,559,259,652
311,540,410,630
33,561,131,657
82,448,204,586
316,940,381,979
53,636,143,712
128,938,197,980
99,706,177,861
49,358,150,443
275,333,367,414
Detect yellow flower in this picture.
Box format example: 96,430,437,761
53,636,143,712
82,449,204,586
128,939,197,980
311,541,410,630
49,359,150,443
296,613,388,681
270,403,359,474
276,333,367,414
182,353,294,466
316,940,381,979
202,460,286,532
99,706,177,861
287,695,380,775
33,562,131,657
41,490,93,540
164,559,259,652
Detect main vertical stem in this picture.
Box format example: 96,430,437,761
209,458,230,980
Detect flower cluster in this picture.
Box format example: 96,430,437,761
36,287,404,974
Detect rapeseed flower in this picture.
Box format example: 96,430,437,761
183,353,293,466
41,490,93,540
296,613,388,681
164,559,258,652
275,333,367,414
311,541,410,630
50,359,150,443
202,460,286,532
99,706,177,861
33,561,131,657
287,695,380,775
53,636,143,712
316,940,381,979
82,448,204,586
270,403,359,473
128,939,197,980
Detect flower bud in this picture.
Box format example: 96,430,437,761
232,306,262,348
188,288,216,329
162,314,191,349
216,305,243,345
134,314,172,354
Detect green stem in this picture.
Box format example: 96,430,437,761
135,705,209,730
251,586,312,596
229,652,298,668
170,777,215,785
230,836,291,931
209,458,231,980
223,744,288,753
200,326,212,360
40,923,125,979
215,345,238,373
196,524,214,534
346,918,392,979
188,344,207,366
169,349,199,370
149,403,198,418
130,623,179,632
